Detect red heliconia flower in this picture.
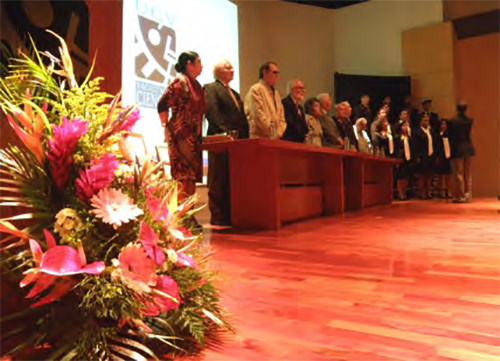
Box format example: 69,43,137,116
46,116,88,190
141,275,181,316
76,154,119,201
139,222,165,266
20,230,105,307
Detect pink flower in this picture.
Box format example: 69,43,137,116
46,117,88,190
141,275,181,316
20,230,105,307
146,191,169,223
76,154,119,201
113,244,157,293
175,252,197,268
90,188,143,229
117,108,140,134
139,222,165,266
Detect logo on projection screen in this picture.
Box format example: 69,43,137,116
135,15,178,108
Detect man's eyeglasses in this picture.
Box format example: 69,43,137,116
271,70,280,74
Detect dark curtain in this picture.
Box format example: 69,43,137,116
334,72,411,114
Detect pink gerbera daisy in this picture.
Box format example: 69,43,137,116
90,188,143,229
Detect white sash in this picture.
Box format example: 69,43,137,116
441,132,450,159
421,126,433,156
387,133,394,155
401,135,411,161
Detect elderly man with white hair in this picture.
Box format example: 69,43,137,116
317,93,343,148
281,79,308,143
353,117,372,154
204,60,248,226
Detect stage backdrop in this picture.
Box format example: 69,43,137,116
334,73,411,114
122,0,239,158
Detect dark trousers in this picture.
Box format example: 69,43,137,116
207,151,231,224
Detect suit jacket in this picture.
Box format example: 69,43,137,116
204,80,249,139
413,126,436,160
319,112,340,147
335,116,357,149
281,95,307,142
244,80,286,138
447,115,475,158
419,111,439,131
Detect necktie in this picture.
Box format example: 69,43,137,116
270,87,277,111
226,85,240,110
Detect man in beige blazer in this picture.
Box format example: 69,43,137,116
244,61,286,139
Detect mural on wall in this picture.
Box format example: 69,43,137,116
1,0,89,80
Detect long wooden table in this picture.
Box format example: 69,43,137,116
203,138,398,230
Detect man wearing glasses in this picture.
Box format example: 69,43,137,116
281,79,308,143
244,61,287,139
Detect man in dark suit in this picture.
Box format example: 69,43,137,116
448,103,475,203
352,94,373,126
204,60,249,226
281,79,308,143
420,99,439,131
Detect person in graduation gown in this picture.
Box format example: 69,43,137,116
402,95,420,129
394,109,412,138
394,122,415,200
352,117,372,154
420,99,439,131
372,117,394,157
204,60,249,226
447,103,475,203
352,94,373,128
304,97,324,147
434,119,452,199
157,51,205,201
414,113,436,199
318,93,343,148
281,79,308,143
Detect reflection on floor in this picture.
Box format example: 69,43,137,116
190,199,500,361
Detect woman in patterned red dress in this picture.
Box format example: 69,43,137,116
157,51,205,200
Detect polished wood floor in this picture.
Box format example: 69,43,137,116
189,199,500,361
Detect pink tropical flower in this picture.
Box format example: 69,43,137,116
46,116,88,190
146,191,169,223
76,154,119,201
112,244,157,293
139,222,165,266
90,188,143,229
175,251,197,268
116,108,140,134
20,230,105,307
99,106,140,142
141,275,181,316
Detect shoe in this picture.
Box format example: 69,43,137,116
211,219,231,227
452,198,466,204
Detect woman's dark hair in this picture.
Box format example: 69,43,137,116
175,51,199,73
304,97,320,115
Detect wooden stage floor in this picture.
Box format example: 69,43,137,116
191,199,500,361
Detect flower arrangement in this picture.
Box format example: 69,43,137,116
0,32,230,360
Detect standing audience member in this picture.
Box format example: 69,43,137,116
434,119,452,199
157,51,205,201
370,106,390,140
402,95,420,129
204,60,248,226
373,117,394,157
352,94,373,126
352,118,372,154
394,122,414,200
244,61,286,139
336,101,357,150
317,93,343,148
382,96,395,125
448,103,475,203
304,98,323,147
281,79,308,143
420,99,439,131
395,109,412,137
414,113,436,199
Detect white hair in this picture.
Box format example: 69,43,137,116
355,117,367,127
213,59,232,79
317,93,330,103
286,79,302,94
